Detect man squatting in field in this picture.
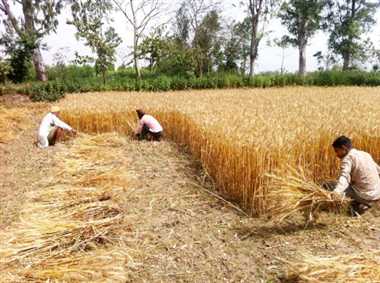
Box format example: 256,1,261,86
134,109,163,141
327,136,380,215
37,106,76,148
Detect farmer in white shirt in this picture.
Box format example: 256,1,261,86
134,109,163,141
37,106,76,148
331,136,380,215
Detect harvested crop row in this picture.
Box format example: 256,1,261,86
0,133,129,282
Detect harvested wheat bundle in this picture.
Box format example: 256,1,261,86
77,132,128,148
0,106,30,143
0,214,124,281
280,251,380,283
2,248,127,283
0,202,122,260
32,185,114,205
0,133,129,282
266,166,349,223
75,170,127,187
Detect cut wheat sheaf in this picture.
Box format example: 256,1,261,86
0,133,129,282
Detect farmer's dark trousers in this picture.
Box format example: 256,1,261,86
138,124,162,141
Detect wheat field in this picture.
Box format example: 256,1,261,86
58,87,380,215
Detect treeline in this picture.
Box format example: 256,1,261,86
2,67,380,102
0,0,380,88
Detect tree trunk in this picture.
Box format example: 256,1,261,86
23,0,48,81
32,48,48,81
343,52,351,70
342,0,356,71
249,25,257,76
133,31,141,79
249,34,255,76
249,14,259,77
281,48,285,74
298,44,306,76
134,53,141,79
102,70,106,85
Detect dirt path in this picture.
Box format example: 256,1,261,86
116,140,260,282
113,139,380,282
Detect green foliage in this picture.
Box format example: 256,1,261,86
24,81,65,102
7,37,36,83
0,0,65,81
0,60,11,84
69,0,121,84
10,66,380,102
279,0,324,47
324,0,380,70
4,63,380,101
220,18,251,73
174,2,190,45
0,83,21,96
138,29,169,71
47,64,95,81
279,0,325,74
157,40,195,77
192,10,222,76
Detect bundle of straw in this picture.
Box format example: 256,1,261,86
0,106,30,143
280,251,380,283
266,166,349,223
2,249,127,282
0,133,128,282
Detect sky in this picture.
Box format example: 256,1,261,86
3,1,380,73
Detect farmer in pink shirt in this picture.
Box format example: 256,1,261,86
134,109,163,141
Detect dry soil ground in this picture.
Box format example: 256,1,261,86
1,94,380,282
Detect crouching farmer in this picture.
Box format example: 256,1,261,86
134,109,163,141
37,106,76,148
331,136,380,215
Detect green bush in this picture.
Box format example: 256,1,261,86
25,81,66,102
0,61,11,84
10,69,380,102
47,65,95,81
0,84,21,96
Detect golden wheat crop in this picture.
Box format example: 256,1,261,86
58,87,380,215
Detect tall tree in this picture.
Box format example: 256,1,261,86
324,0,380,70
69,0,121,84
272,36,290,74
184,0,218,32
173,0,220,76
192,9,221,76
235,17,252,74
138,28,167,71
0,0,64,81
111,0,163,79
244,0,280,76
313,50,338,71
221,18,251,74
279,0,324,75
173,1,190,46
